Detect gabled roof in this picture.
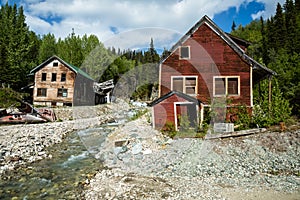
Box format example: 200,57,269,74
149,91,201,107
29,55,94,81
162,15,276,83
226,33,252,48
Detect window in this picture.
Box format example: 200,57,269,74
51,73,57,82
180,46,190,59
172,76,197,95
228,78,239,95
215,78,225,95
53,62,58,67
57,88,68,97
214,76,239,96
41,73,47,81
61,73,66,82
37,88,47,97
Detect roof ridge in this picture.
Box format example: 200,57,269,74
149,90,201,107
29,55,95,81
160,15,276,77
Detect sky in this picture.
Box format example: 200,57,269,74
1,0,283,51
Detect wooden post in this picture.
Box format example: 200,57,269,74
268,75,272,116
107,92,110,103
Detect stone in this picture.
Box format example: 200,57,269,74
131,143,142,155
142,149,152,155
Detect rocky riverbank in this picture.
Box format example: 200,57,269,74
84,114,300,200
0,100,131,175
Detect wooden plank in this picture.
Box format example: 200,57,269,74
205,128,267,140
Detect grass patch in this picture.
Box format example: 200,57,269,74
130,108,148,121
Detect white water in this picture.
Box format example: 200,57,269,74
61,151,89,167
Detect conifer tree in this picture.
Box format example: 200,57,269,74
38,33,57,63
231,21,236,31
260,17,269,65
274,3,287,50
0,3,38,89
284,0,297,53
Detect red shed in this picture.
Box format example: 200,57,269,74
150,91,202,131
152,15,276,130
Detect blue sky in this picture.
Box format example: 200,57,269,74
1,0,281,51
214,1,266,32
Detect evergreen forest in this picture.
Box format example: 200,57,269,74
0,0,299,126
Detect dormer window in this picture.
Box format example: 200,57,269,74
53,62,58,67
180,46,190,59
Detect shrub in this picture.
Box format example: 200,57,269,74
0,88,24,108
163,121,177,138
253,78,292,127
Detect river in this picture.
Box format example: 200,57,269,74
0,125,115,199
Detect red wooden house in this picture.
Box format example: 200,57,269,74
150,15,276,131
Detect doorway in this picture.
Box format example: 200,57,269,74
174,103,197,131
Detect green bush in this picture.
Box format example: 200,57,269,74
227,105,253,131
0,88,24,108
163,121,177,138
253,78,292,127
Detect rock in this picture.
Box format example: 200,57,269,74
114,147,127,155
131,143,142,155
142,149,152,155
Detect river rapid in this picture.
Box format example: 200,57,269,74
0,125,114,200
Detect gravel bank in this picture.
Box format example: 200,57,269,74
0,100,131,175
84,114,300,200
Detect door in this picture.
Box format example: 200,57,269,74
175,103,197,130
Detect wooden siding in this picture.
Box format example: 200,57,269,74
33,60,75,105
153,94,196,129
73,73,95,106
160,23,251,106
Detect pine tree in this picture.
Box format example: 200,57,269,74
274,3,287,50
0,3,38,89
231,21,236,31
38,33,57,63
57,30,84,67
284,0,297,53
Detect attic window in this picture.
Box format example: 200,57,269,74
53,62,58,67
180,46,190,59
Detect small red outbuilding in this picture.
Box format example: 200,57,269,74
149,91,202,131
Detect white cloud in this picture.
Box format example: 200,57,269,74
253,0,285,20
16,0,284,49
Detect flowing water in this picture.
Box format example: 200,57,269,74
0,126,115,200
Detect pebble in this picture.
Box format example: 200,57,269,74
85,115,300,199
0,99,130,175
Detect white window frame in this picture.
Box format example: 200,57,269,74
171,76,198,96
179,46,190,59
213,76,240,97
174,102,198,131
